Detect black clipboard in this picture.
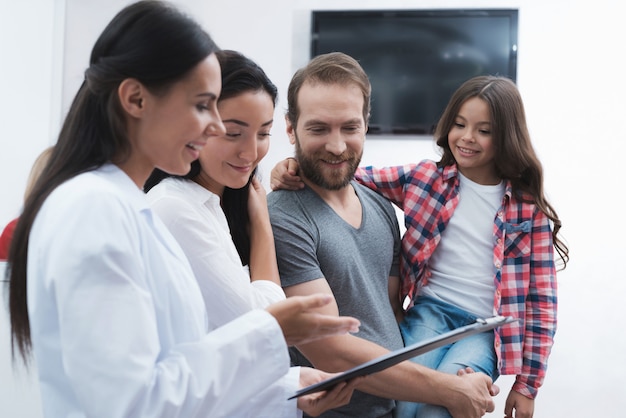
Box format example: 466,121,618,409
289,315,517,399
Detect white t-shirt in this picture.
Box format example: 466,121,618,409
421,172,505,318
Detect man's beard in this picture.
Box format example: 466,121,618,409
294,133,362,191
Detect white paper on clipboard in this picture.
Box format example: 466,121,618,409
289,315,518,399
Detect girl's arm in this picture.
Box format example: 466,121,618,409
354,164,417,209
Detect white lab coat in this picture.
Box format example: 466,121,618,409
27,164,293,418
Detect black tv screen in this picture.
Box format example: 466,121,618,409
311,9,518,135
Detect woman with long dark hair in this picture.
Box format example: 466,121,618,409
145,49,348,417
144,50,284,325
5,2,360,416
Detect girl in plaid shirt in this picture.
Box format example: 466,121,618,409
271,76,568,418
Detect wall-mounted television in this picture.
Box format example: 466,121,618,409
311,9,518,136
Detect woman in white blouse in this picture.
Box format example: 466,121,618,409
5,2,360,418
145,50,284,327
145,50,348,417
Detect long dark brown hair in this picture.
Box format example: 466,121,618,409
144,50,278,266
6,0,219,364
434,75,569,269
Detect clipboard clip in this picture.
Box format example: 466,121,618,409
476,315,518,326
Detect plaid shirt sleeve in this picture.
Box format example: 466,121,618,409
355,164,417,209
355,163,421,298
506,203,558,399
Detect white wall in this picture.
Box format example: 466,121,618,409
2,0,625,417
0,1,62,416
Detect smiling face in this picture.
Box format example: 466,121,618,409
122,54,225,186
448,97,498,185
288,81,365,191
193,90,274,196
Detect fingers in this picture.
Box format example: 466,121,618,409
486,398,495,413
270,158,304,191
456,368,499,396
478,373,498,408
504,400,514,418
295,294,360,335
286,157,299,174
490,381,500,396
298,376,364,417
315,313,361,335
249,175,263,191
452,371,498,418
267,295,360,346
456,366,474,376
297,293,334,310
270,177,304,191
326,375,364,403
504,390,534,418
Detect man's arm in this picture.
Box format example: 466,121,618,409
285,279,497,418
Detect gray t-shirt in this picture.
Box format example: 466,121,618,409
268,181,403,418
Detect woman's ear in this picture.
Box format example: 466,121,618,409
118,78,145,118
285,115,296,145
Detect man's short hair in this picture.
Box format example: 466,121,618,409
286,52,371,128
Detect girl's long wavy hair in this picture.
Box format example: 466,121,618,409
434,75,569,269
6,0,219,364
144,50,278,266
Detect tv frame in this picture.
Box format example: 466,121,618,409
310,9,519,136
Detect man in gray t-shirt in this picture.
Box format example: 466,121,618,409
267,52,497,418
269,181,403,417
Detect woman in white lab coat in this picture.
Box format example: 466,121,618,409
5,2,360,417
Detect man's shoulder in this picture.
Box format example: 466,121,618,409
267,188,296,204
267,189,312,224
353,181,394,207
268,189,299,212
267,187,319,209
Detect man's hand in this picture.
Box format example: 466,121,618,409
457,366,500,396
266,294,360,346
444,372,498,418
296,367,364,416
270,157,304,191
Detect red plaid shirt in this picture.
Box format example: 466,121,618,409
356,160,557,398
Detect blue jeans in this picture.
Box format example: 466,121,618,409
393,296,498,418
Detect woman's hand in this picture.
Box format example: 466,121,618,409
266,294,360,346
270,158,304,191
247,175,270,224
296,367,364,416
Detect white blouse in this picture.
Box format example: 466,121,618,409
27,164,293,418
146,177,286,330
147,177,299,417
